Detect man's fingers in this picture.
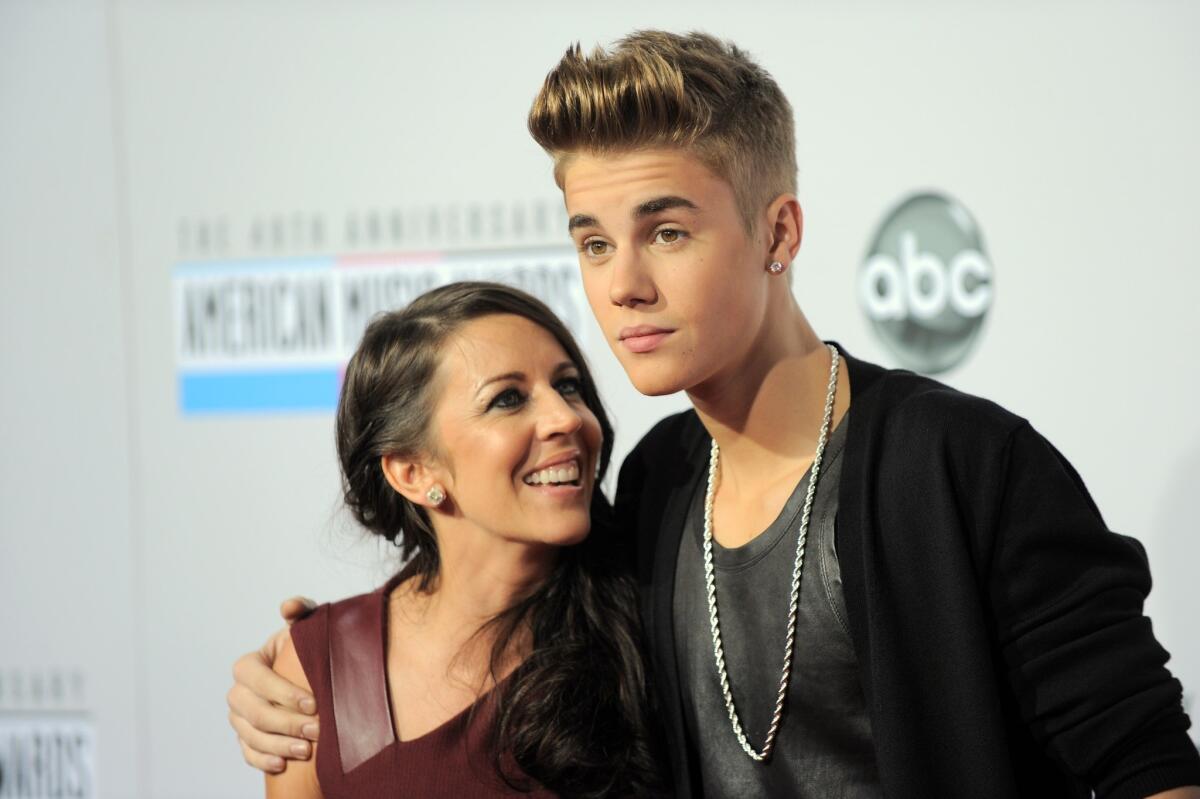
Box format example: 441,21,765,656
231,648,315,714
235,726,286,773
279,596,317,626
231,710,311,760
230,709,314,763
227,682,319,741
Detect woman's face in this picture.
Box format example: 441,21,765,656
425,313,603,548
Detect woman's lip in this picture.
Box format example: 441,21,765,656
525,482,585,497
523,479,588,505
621,331,671,353
523,451,581,477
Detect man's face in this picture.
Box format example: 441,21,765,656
562,148,773,396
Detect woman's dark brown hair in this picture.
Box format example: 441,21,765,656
335,281,663,797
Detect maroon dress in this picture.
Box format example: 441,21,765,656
290,574,557,798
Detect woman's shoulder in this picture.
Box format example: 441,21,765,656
291,578,400,775
265,633,323,798
290,581,393,680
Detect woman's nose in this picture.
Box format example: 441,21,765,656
536,391,584,439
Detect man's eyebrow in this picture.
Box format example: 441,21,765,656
635,196,699,218
568,214,598,233
567,197,698,233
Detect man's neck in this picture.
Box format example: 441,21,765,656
687,298,850,496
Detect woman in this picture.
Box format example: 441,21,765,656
264,282,662,798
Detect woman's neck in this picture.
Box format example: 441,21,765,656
393,528,557,676
430,532,556,624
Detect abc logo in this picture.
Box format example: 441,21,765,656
859,193,993,374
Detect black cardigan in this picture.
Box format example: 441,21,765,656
614,346,1200,798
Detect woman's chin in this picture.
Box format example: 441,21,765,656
542,522,591,549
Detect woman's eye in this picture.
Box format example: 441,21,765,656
654,228,686,245
555,376,583,396
488,388,524,411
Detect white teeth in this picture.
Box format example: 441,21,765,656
524,459,581,486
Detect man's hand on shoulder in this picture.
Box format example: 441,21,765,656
227,597,319,773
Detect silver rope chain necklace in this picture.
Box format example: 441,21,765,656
701,343,840,762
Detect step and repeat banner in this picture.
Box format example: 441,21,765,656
3,2,1197,796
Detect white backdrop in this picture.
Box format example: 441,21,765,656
2,1,1198,796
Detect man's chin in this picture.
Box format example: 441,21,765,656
626,366,689,397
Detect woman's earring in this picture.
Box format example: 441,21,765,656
766,261,788,275
425,485,446,506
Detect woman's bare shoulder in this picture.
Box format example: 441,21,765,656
263,635,322,799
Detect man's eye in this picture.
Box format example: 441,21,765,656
584,240,610,256
654,228,686,245
488,388,524,410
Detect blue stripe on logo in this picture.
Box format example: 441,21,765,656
180,368,340,414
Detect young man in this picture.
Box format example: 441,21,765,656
227,31,1200,797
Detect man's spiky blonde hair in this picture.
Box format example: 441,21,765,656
528,30,797,232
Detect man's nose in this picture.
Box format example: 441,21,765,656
608,248,657,308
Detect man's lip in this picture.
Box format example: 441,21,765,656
522,450,582,479
618,325,675,341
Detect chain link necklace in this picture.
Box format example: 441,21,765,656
701,343,840,762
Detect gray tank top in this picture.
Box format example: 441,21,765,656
672,414,882,797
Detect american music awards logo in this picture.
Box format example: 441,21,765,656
172,202,585,415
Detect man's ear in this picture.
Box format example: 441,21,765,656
381,454,440,508
764,194,803,264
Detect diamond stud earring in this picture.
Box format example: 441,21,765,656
426,485,446,505
766,261,787,275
